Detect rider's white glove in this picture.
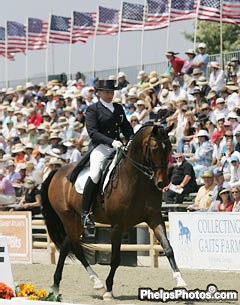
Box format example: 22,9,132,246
112,140,123,149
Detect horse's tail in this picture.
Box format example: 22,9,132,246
41,170,66,249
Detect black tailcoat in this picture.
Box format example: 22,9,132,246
85,101,134,148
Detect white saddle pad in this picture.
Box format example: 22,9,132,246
74,153,118,194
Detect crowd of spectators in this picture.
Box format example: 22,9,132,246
0,41,240,213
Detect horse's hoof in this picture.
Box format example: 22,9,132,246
103,291,113,301
90,275,105,290
49,285,59,294
173,272,187,288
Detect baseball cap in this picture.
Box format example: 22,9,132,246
198,42,206,49
231,155,239,162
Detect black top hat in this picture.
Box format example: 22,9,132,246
97,80,116,91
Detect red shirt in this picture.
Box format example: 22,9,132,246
170,57,185,73
28,113,43,127
217,201,234,212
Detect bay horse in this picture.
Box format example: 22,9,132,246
41,123,187,300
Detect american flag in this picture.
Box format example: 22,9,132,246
49,15,71,44
198,0,220,22
97,6,119,35
0,27,15,60
145,0,169,31
72,12,96,43
222,0,240,24
7,21,26,53
170,0,196,22
28,18,48,50
121,2,144,31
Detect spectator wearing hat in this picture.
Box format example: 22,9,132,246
0,169,16,205
176,111,196,153
188,170,215,211
63,106,75,125
81,87,95,107
5,160,21,184
42,157,63,182
163,152,197,204
220,140,240,180
209,62,225,93
198,76,211,98
27,124,39,145
231,185,240,212
49,108,58,125
3,120,18,140
12,144,26,165
154,89,172,127
165,51,185,75
129,116,142,133
137,71,148,88
229,155,240,187
24,143,35,163
192,42,209,76
37,134,49,154
225,85,239,112
227,112,239,131
15,85,26,106
229,57,240,76
3,106,17,129
82,79,133,230
217,188,234,212
25,160,42,185
13,177,41,216
170,81,188,103
63,140,81,163
45,90,55,114
116,72,129,90
191,130,213,179
135,100,150,125
209,170,230,211
192,68,202,81
15,123,28,146
212,98,229,124
181,49,196,74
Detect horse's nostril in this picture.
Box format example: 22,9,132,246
156,181,163,189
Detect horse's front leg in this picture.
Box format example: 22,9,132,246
149,217,187,288
103,225,122,300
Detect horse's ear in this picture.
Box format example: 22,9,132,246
164,123,174,135
151,125,159,136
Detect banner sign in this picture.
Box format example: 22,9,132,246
0,212,32,263
169,212,240,271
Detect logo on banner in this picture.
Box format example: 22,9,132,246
178,220,191,244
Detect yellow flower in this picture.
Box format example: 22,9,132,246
37,288,47,298
28,294,39,300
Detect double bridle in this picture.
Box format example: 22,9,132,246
121,128,170,180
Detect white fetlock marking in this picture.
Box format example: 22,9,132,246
173,272,187,287
90,275,104,290
103,291,113,301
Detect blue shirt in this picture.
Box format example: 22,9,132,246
193,53,209,76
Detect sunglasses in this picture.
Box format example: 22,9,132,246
176,156,183,159
231,191,239,194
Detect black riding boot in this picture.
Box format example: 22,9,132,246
81,177,98,229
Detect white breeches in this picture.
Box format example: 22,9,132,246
89,144,115,184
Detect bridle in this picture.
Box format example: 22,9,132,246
121,125,170,180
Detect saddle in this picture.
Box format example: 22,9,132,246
72,148,124,196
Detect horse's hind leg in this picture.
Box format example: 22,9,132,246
71,241,105,292
149,218,187,287
103,225,122,300
51,237,71,293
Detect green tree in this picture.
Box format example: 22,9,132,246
183,21,240,54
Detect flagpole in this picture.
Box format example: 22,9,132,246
193,0,201,50
68,11,74,80
220,0,223,69
45,14,51,84
26,18,29,83
140,0,147,70
116,1,123,74
92,6,99,77
5,21,8,88
166,0,172,51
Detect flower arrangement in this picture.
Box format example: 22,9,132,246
0,282,14,299
16,283,62,302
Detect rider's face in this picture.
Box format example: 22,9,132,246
98,90,114,103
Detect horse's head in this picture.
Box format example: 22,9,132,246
128,123,173,191
143,123,173,190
